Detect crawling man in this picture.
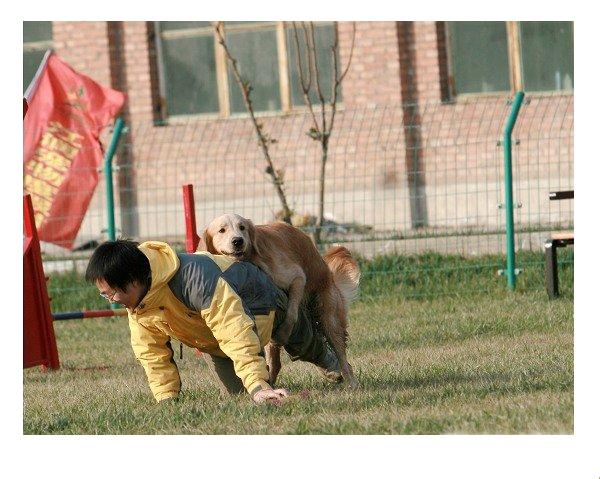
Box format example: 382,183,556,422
85,239,340,405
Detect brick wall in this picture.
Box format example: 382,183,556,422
52,22,112,87
42,21,574,256
121,22,155,123
410,22,445,103
338,21,402,107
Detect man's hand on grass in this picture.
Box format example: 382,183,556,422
252,388,290,406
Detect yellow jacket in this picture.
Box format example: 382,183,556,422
128,241,277,402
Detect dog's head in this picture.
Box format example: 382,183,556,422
202,213,257,261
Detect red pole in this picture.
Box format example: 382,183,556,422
182,184,204,358
182,184,200,253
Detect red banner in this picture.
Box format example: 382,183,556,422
23,195,59,370
23,52,125,249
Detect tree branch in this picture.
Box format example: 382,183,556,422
292,22,321,138
308,23,328,142
214,22,292,223
328,22,356,135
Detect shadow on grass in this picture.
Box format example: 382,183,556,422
283,367,571,403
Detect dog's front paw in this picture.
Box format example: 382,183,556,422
272,319,294,346
274,308,299,345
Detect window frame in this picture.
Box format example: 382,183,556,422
154,20,339,122
445,21,573,100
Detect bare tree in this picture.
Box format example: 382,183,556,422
214,22,293,224
291,21,356,244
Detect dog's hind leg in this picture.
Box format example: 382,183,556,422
318,288,358,389
265,341,282,386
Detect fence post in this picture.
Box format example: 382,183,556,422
104,117,125,242
502,91,525,290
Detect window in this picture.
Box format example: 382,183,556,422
520,22,573,92
158,22,218,115
156,21,338,118
23,21,53,94
225,22,281,114
447,22,510,95
447,21,574,96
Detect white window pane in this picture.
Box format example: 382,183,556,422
23,21,52,43
449,21,510,94
23,21,52,94
226,28,280,113
161,35,219,115
521,22,573,92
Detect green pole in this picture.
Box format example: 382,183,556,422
103,117,125,242
502,91,524,290
103,117,125,310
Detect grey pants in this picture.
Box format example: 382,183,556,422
202,353,246,395
203,298,330,395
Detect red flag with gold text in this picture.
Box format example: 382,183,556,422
23,52,125,249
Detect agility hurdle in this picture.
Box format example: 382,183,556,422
47,185,200,323
24,186,202,373
182,183,204,358
52,308,128,321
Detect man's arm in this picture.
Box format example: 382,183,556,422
128,314,181,402
202,277,273,397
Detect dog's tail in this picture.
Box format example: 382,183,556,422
323,246,361,305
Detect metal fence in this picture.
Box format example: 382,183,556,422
39,92,574,302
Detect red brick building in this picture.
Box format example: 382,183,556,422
24,21,573,256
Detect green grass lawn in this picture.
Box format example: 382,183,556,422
24,251,573,434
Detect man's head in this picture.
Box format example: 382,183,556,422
85,239,151,309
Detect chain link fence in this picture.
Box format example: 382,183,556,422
39,93,573,304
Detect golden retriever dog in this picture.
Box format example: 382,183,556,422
202,213,360,388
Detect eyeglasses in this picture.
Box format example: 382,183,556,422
99,288,118,302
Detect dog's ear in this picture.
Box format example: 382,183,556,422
246,219,260,258
196,234,207,252
203,229,216,253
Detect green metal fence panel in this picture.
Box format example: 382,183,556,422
39,94,574,308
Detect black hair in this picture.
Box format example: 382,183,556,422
85,239,151,291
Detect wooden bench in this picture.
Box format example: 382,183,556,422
544,190,574,298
